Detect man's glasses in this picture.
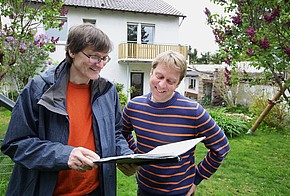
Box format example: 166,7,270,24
81,51,111,64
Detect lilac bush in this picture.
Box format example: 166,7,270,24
0,0,67,93
206,0,290,105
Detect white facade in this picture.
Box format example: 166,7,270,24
44,6,185,98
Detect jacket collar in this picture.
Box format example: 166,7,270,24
38,60,113,115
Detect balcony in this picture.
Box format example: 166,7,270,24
118,43,188,63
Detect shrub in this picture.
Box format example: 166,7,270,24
113,82,128,109
207,107,249,138
249,92,289,131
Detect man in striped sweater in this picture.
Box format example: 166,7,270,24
121,50,230,195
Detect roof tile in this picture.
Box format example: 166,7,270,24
63,0,186,17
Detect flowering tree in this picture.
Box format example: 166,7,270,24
205,0,290,106
0,0,67,95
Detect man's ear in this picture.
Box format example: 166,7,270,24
68,49,75,58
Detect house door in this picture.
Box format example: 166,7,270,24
130,72,144,99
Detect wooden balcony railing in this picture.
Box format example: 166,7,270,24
118,43,188,62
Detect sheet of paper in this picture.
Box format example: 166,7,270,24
93,136,205,165
147,136,206,156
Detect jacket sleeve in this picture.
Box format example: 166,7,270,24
121,102,138,153
1,77,73,171
113,87,134,156
194,104,230,185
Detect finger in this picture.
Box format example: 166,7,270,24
79,147,100,160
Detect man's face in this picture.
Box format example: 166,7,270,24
149,63,180,103
69,48,109,84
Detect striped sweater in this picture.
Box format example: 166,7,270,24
122,92,230,195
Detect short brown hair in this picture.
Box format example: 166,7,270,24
151,50,187,84
65,23,113,64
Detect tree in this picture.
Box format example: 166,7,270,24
205,0,290,106
0,0,67,94
188,46,223,64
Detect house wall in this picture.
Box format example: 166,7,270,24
46,6,182,97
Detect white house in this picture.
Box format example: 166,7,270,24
41,0,188,99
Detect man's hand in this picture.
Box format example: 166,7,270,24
68,147,100,172
186,183,197,196
117,163,140,176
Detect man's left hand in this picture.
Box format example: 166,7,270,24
117,163,140,176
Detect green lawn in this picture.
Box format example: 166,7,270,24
117,129,290,195
1,107,289,195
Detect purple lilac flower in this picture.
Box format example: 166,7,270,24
60,7,69,16
284,47,290,57
264,7,280,23
19,43,26,54
51,36,59,44
5,36,14,42
259,36,270,49
232,13,242,25
224,56,231,65
224,67,231,86
246,48,254,56
245,26,255,41
204,7,211,17
59,21,65,28
0,30,6,36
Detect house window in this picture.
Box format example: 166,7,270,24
141,24,154,44
83,19,96,25
45,17,67,42
189,78,196,90
127,24,138,43
127,23,155,44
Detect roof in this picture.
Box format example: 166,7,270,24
186,70,200,77
62,0,186,17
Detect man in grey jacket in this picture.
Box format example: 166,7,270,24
1,23,137,195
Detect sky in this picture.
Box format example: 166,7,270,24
163,0,224,55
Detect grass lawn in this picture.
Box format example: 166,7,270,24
1,107,289,195
117,129,290,195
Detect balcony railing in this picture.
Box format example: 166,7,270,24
118,43,188,62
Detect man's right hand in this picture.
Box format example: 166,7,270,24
68,147,100,172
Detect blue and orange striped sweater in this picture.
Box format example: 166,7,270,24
122,92,230,195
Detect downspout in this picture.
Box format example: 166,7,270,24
126,62,130,99
179,16,186,27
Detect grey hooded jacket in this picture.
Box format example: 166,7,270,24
1,60,133,196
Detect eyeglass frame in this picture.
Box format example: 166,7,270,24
81,51,111,64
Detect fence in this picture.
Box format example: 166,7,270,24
0,94,15,191
0,139,14,194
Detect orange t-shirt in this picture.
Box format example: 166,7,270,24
53,82,99,196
